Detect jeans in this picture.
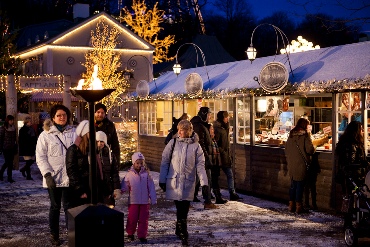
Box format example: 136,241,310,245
0,149,15,179
221,167,235,192
47,187,71,237
289,180,305,203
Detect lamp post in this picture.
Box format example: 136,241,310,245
246,23,294,77
172,43,210,83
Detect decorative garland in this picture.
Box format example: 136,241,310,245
122,74,370,102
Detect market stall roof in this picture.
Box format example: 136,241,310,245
149,41,370,95
31,91,79,102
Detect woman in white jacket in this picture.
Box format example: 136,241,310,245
36,105,76,246
159,119,208,246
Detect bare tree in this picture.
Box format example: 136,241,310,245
287,0,370,32
205,0,256,60
253,11,297,58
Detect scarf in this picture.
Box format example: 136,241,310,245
54,123,66,132
94,120,103,128
5,124,15,132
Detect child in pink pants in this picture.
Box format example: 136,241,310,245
121,152,157,243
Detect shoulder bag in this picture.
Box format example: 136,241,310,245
294,140,310,171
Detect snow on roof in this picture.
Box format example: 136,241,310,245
150,41,370,95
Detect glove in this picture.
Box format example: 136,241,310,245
113,189,121,200
44,172,56,189
159,183,166,192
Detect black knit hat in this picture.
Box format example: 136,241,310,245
95,103,107,113
198,107,211,122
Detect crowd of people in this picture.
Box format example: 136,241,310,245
1,102,369,246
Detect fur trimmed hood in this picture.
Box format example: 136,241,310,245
42,119,74,133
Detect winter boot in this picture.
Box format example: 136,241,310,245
311,192,318,211
179,219,189,246
213,189,227,204
230,191,241,201
288,201,296,212
0,165,5,181
20,166,26,177
50,233,61,246
193,182,201,202
296,202,309,214
175,221,181,238
204,202,218,209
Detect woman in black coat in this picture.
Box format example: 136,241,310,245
66,121,121,208
19,116,37,180
0,115,17,182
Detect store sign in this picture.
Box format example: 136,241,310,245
259,62,288,93
19,76,61,89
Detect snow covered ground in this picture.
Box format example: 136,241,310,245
0,162,368,246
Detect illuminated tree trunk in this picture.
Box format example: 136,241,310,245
6,74,19,170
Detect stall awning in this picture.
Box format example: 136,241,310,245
31,92,79,102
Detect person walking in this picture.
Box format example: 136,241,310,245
208,123,227,204
190,107,217,209
0,115,17,183
19,116,37,180
285,118,315,214
159,119,209,246
36,105,76,246
335,121,370,224
94,103,120,165
335,121,370,193
213,111,241,201
121,152,157,244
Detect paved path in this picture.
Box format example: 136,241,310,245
0,156,368,246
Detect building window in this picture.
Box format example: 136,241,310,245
139,101,174,136
237,97,251,144
203,98,234,142
139,101,156,135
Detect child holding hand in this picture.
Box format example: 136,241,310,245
121,152,157,243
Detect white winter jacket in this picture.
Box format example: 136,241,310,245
121,166,157,205
36,119,76,188
159,132,208,201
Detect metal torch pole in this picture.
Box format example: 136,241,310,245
88,101,97,205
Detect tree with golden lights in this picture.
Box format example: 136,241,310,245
121,0,175,64
81,20,129,111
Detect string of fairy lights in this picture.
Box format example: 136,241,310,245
121,74,370,102
0,74,81,98
2,74,370,102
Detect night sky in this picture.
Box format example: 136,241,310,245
206,0,370,32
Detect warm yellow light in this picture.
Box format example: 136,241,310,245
53,14,151,49
246,46,257,62
280,36,320,54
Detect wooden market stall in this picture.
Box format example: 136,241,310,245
134,41,370,211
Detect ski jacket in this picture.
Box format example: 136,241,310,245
159,133,208,201
36,119,76,188
121,166,157,205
